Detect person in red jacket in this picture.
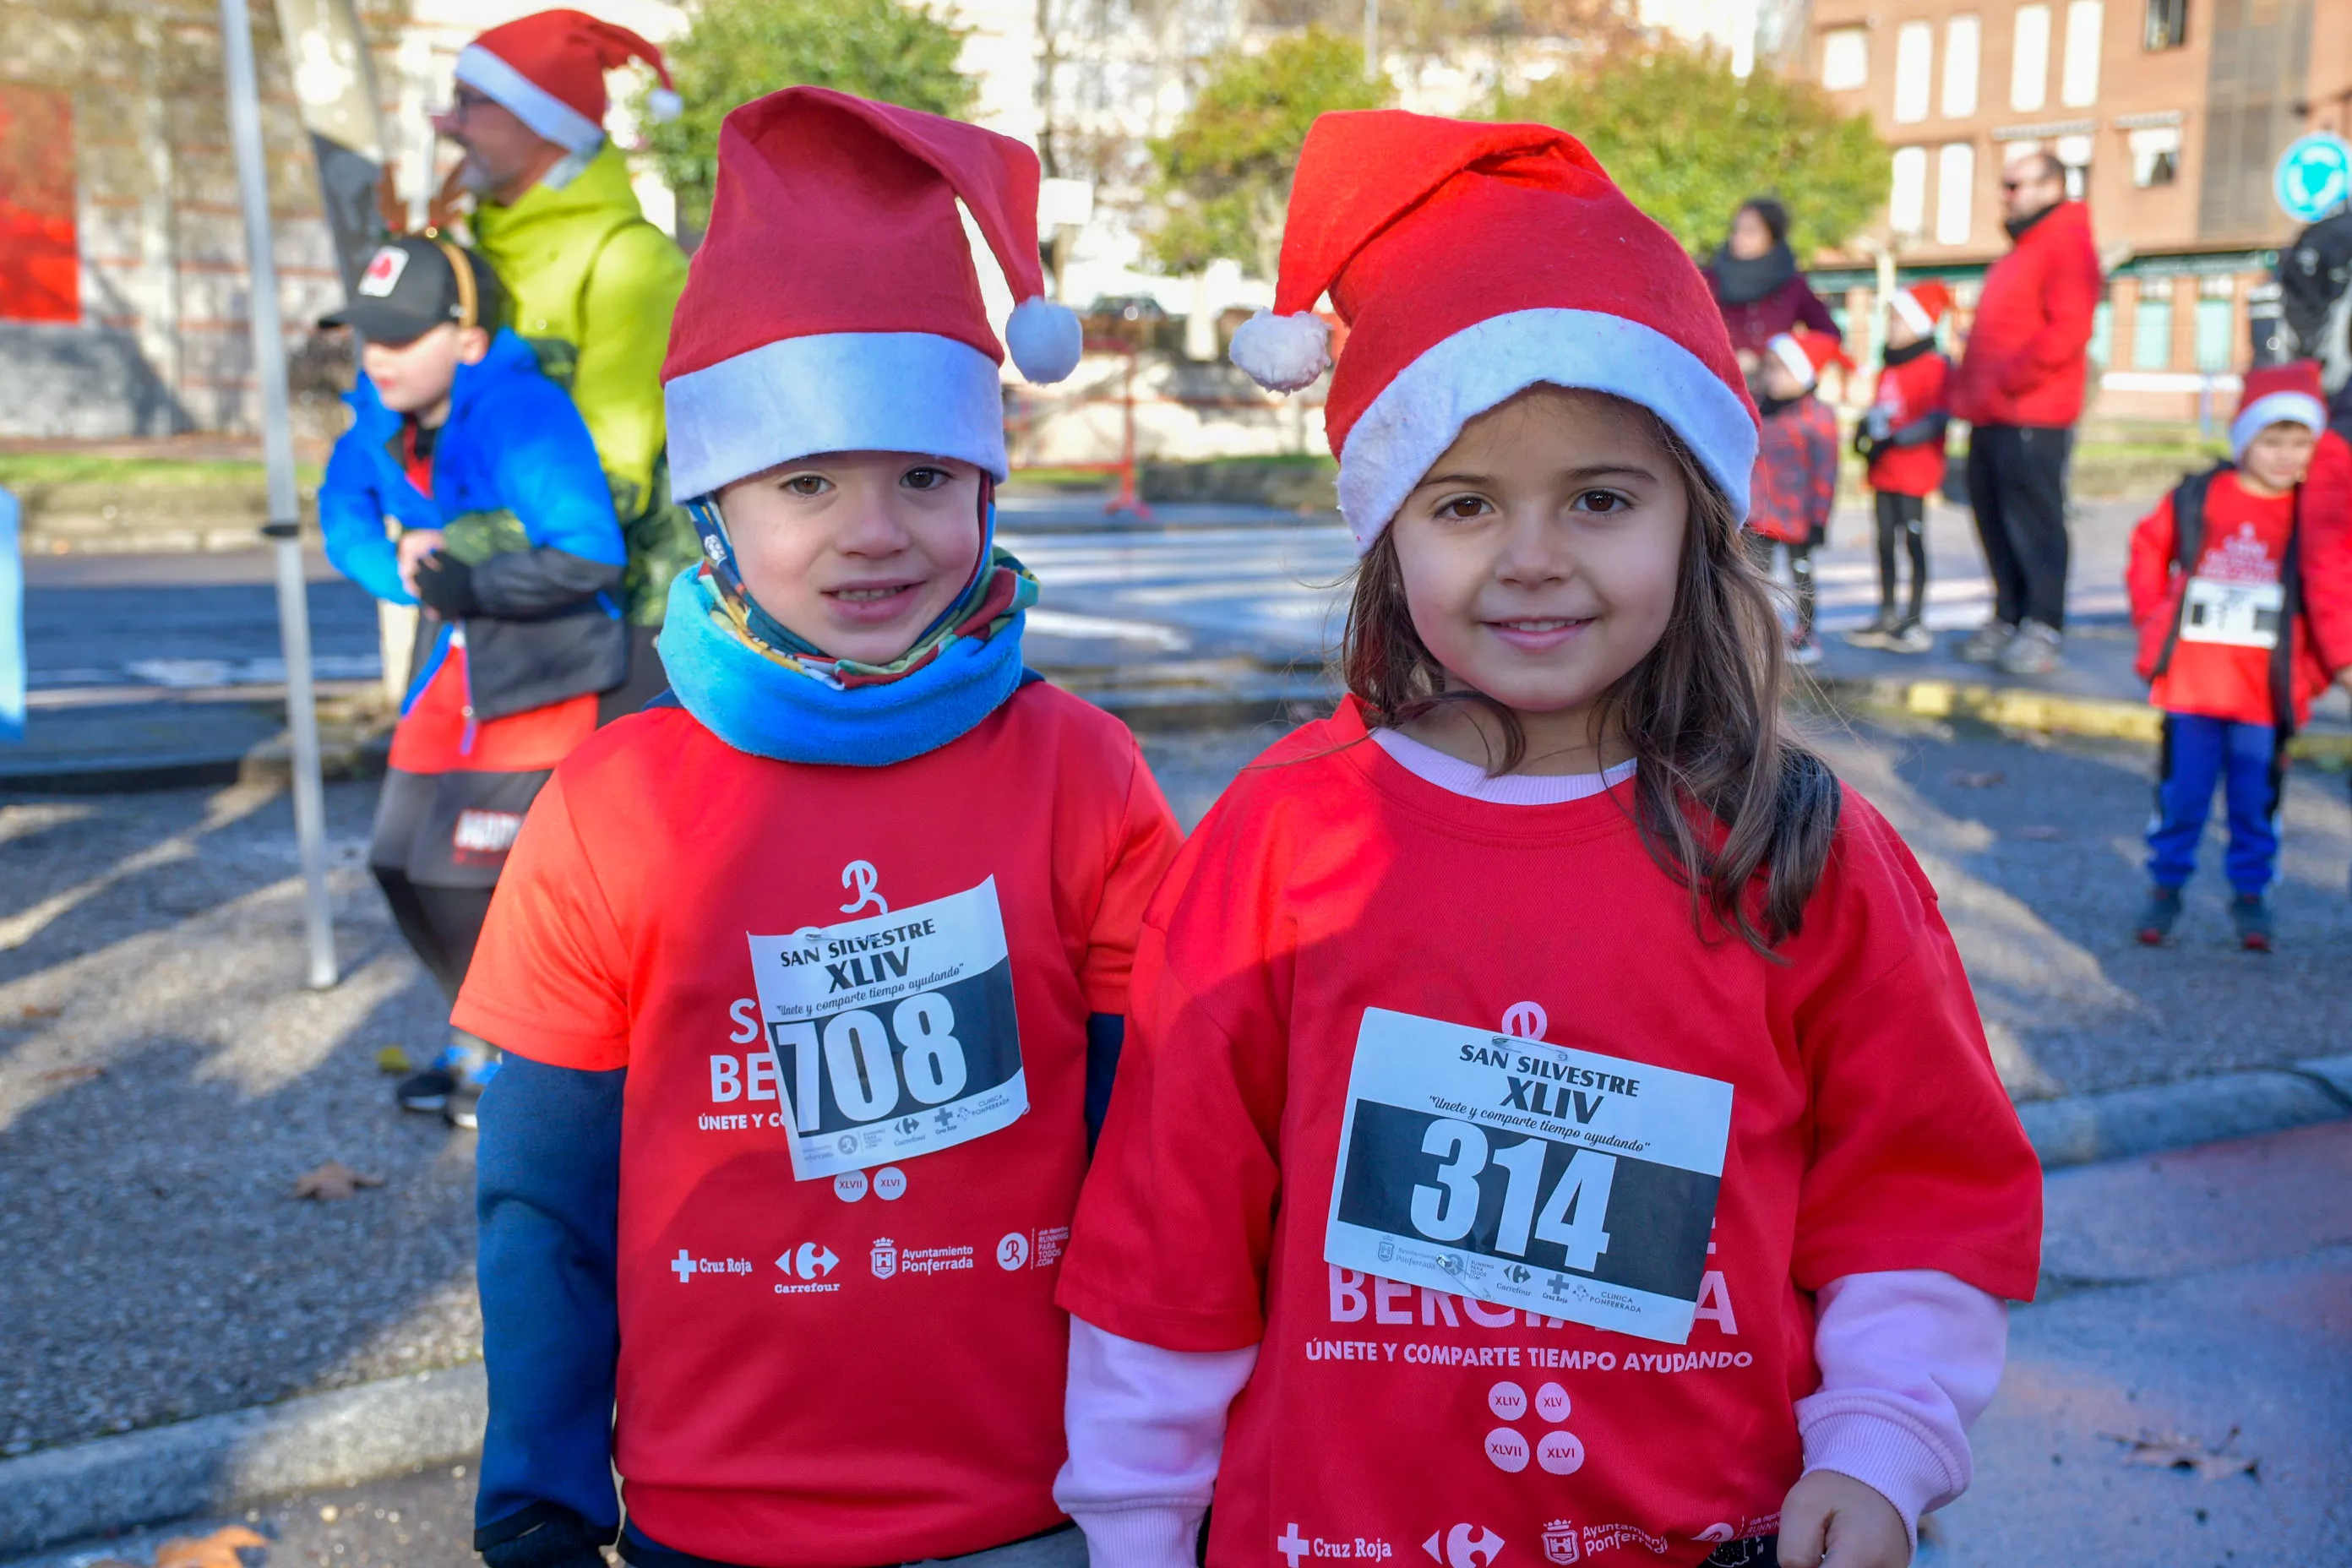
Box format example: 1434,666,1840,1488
1848,281,1953,654
1745,329,1845,666
1951,152,2103,676
2126,363,2338,950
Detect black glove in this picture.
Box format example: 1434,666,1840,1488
412,552,480,619
477,1505,610,1568
1852,431,1881,461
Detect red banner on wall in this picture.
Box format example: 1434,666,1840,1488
0,84,79,324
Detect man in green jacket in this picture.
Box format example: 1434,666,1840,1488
433,8,697,704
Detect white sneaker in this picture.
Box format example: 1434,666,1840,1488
1995,619,2063,674
1886,618,1934,655
1957,620,2017,663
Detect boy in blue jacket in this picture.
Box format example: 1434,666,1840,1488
318,237,626,1128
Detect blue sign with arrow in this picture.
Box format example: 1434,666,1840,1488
2276,133,2352,225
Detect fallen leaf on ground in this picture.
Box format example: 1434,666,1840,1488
2104,1429,2258,1481
36,1064,105,1085
19,1004,62,1020
152,1525,270,1567
1949,770,2006,788
375,1044,412,1074
2014,825,2066,841
291,1161,384,1200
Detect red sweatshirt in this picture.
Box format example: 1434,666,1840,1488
2127,469,2332,727
1949,201,2102,428
1059,699,2042,1568
1865,349,1951,498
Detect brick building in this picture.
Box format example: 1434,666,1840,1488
1803,0,2352,423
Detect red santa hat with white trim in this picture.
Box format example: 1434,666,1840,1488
2230,360,2328,462
1227,110,1757,551
1889,278,1952,339
660,87,1082,503
1766,328,1854,392
454,8,680,155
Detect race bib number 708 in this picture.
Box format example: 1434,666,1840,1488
747,877,1025,1181
1325,1007,1733,1345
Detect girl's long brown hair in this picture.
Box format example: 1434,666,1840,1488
1338,398,1842,955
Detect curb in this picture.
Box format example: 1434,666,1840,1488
2020,1054,2352,1169
1818,672,2352,766
0,1365,483,1558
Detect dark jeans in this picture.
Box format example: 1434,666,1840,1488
368,766,553,1001
1873,490,1928,621
1966,423,2073,629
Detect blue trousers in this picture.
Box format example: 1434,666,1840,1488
2146,711,2284,895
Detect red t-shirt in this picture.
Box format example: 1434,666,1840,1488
1864,351,1950,498
385,643,599,774
1059,699,2040,1568
453,683,1182,1566
2127,473,2300,727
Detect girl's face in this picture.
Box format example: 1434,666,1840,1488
1390,387,1687,757
716,451,986,665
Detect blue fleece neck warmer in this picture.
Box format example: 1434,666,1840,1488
654,559,1032,767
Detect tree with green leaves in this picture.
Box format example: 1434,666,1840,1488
1501,41,1887,262
1146,27,1393,280
638,0,977,234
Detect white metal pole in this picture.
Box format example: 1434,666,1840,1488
221,0,339,990
1364,0,1380,81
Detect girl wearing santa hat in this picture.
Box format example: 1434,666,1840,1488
450,88,1177,1568
1745,329,1847,667
1054,112,2040,1568
1848,282,1955,656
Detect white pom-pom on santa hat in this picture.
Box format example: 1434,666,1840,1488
646,86,683,122
1230,309,1331,393
1006,295,1081,384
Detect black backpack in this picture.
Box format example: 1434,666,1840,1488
2150,462,2305,740
2278,212,2352,424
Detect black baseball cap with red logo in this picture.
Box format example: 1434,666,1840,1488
320,237,506,346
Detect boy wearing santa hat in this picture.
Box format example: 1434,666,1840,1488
1745,329,1846,665
433,9,697,694
1848,280,1953,655
449,88,1178,1568
2127,361,2344,950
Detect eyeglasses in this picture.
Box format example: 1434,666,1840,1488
439,87,497,123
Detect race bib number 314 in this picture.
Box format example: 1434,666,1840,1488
1325,1008,1733,1346
747,878,1024,1181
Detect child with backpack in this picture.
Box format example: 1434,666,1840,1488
1054,112,2042,1568
1846,282,1953,656
316,236,627,1130
1745,329,1845,667
2127,362,2338,950
450,89,1179,1567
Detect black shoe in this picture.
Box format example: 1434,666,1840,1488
442,1049,502,1130
2134,886,2182,945
2231,894,2273,952
395,1066,457,1113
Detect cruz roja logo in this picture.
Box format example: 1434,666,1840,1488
871,1239,897,1279
1421,1525,1505,1568
1276,1524,1394,1564
670,1250,753,1282
777,1242,840,1280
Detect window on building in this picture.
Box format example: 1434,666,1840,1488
2061,2,2104,106
2144,0,2188,50
1821,27,1870,90
2132,278,2175,370
1936,143,1977,243
0,84,79,324
2089,297,2114,366
2130,125,2181,186
1893,22,1935,122
1943,14,1981,117
1891,145,1930,236
2055,132,2093,200
2194,275,2234,372
2012,4,2051,112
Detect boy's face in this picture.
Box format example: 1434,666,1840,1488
1389,385,1688,722
2241,422,2318,493
1884,310,1924,351
1759,356,1810,402
362,324,488,416
716,451,987,665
